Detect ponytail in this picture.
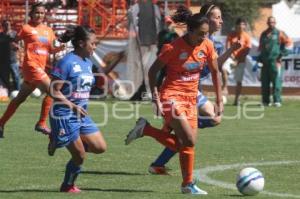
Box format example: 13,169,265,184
59,25,95,48
171,5,192,23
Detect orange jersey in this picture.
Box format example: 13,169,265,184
226,31,251,58
18,23,56,70
158,37,218,98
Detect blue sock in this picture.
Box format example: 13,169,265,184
151,147,176,167
63,160,81,186
198,117,216,129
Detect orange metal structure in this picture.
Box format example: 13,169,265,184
78,0,128,39
0,0,191,39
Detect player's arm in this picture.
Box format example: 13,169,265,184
50,78,87,117
101,51,125,75
148,59,166,116
208,58,223,115
49,43,65,54
149,59,165,97
217,40,241,68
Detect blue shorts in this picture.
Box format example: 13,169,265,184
197,91,208,108
50,115,99,148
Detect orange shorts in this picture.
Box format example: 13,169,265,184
161,95,197,131
22,66,50,88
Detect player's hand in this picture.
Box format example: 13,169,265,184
214,102,224,116
72,105,88,117
152,98,164,117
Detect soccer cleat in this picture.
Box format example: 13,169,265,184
35,123,51,135
48,135,56,156
274,102,282,107
125,117,147,145
148,166,170,175
181,183,208,195
60,184,81,193
0,126,3,138
262,102,272,107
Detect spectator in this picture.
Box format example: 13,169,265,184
226,18,251,105
0,20,21,92
258,16,292,107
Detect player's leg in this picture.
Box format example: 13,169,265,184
35,76,52,134
80,132,107,154
169,114,207,195
35,95,53,134
221,67,229,104
233,63,246,106
198,100,222,128
78,116,107,154
149,94,221,175
261,63,271,106
49,116,84,193
125,117,180,151
61,137,86,193
0,82,34,137
10,62,21,91
272,61,283,107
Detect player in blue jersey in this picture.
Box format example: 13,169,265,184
48,26,107,193
148,4,241,175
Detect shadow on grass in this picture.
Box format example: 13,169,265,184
0,188,154,194
0,189,58,193
81,188,153,193
223,194,245,197
81,170,146,176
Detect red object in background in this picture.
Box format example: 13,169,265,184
0,0,191,39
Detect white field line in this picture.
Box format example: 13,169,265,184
194,161,300,198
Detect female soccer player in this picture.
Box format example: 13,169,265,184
125,13,223,194
49,26,107,193
0,3,64,137
148,4,241,175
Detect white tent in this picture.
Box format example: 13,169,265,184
273,0,300,39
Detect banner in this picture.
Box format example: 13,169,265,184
201,36,300,88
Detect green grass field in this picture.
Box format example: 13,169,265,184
0,96,299,199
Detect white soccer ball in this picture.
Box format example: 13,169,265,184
236,167,264,196
10,90,19,99
31,88,42,98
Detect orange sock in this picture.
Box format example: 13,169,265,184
143,124,179,151
179,146,195,186
37,95,53,126
0,101,19,127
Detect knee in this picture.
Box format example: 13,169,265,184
213,116,222,126
92,142,107,154
182,135,196,147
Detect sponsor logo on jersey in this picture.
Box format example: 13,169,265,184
73,64,82,73
179,71,199,81
35,49,48,55
197,51,206,59
38,36,49,44
71,92,90,99
31,29,38,35
184,62,203,71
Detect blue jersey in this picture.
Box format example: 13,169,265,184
51,52,95,116
200,35,224,80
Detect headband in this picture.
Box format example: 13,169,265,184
205,4,216,16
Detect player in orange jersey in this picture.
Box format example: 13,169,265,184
0,2,64,138
125,13,223,194
226,17,251,105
